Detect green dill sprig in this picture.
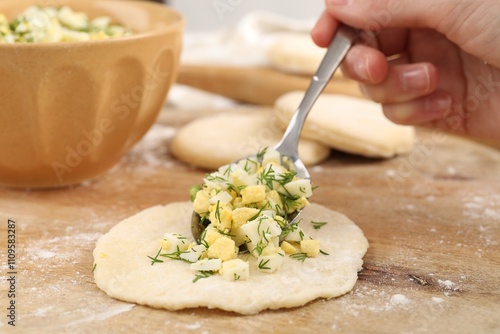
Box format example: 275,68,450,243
194,214,211,245
205,174,227,183
217,228,236,237
244,158,258,173
193,271,213,283
92,263,97,273
278,192,301,213
258,258,271,270
278,170,297,185
289,252,308,262
189,185,202,202
199,228,209,248
160,246,190,263
147,247,164,265
320,249,330,256
248,205,266,222
279,221,299,239
256,147,268,161
258,164,276,190
310,221,328,230
252,239,266,256
215,200,222,223
226,182,244,193
222,164,233,176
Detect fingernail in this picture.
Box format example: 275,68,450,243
359,84,369,98
328,0,352,5
390,106,413,121
387,93,452,123
400,65,430,92
425,93,452,115
354,56,373,82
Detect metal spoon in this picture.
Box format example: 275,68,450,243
191,24,358,243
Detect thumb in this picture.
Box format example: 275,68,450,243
326,0,499,64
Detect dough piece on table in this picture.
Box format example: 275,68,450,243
274,92,415,158
93,202,368,315
170,109,330,170
268,32,343,77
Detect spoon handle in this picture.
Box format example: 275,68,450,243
274,24,359,158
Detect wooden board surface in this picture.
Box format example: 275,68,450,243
177,65,363,105
0,106,500,333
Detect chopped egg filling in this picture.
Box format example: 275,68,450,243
149,147,327,282
0,6,132,43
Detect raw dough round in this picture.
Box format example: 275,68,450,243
268,32,342,77
170,109,330,170
93,202,368,315
274,92,415,158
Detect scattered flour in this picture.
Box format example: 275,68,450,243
164,319,206,331
34,306,54,317
390,294,411,306
483,208,500,219
432,297,444,304
64,303,135,326
437,279,459,296
33,250,56,259
460,194,500,249
438,279,454,289
479,225,488,232
462,195,500,220
311,165,324,173
184,322,203,330
338,287,415,316
385,169,396,177
24,233,102,264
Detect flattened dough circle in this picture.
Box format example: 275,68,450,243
93,202,368,315
170,109,330,170
274,92,415,158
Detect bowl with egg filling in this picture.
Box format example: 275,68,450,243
0,0,183,188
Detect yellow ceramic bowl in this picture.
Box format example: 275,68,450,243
0,0,183,188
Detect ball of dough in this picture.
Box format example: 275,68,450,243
268,32,343,77
170,109,330,170
274,91,415,158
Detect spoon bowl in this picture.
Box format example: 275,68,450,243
191,24,358,243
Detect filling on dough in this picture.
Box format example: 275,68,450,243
148,147,327,282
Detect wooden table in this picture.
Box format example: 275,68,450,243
1,107,499,333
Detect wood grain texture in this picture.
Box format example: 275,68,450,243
0,107,499,333
177,65,363,105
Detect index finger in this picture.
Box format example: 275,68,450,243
311,11,340,48
313,10,409,58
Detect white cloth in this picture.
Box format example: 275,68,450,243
181,11,316,67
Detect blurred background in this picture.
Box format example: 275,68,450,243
165,0,325,31
158,0,335,109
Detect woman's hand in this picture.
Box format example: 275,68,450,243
312,0,500,142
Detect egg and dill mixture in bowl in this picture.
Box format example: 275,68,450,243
0,0,183,188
